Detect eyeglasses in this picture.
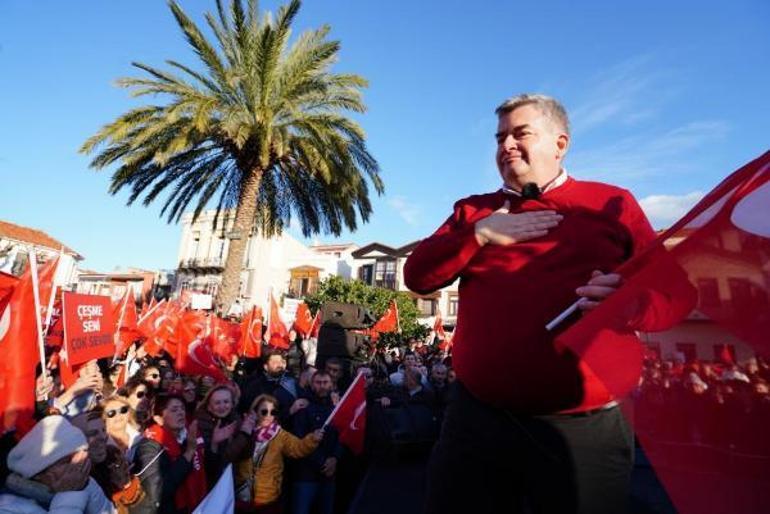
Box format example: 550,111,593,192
259,409,278,416
106,406,130,418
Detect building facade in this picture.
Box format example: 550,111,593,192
351,242,459,328
0,219,82,288
76,268,158,304
175,210,357,308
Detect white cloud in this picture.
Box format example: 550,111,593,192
568,120,730,181
387,195,420,226
639,191,704,229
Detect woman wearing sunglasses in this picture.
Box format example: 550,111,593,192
235,394,324,514
195,383,252,488
102,395,141,461
120,377,154,429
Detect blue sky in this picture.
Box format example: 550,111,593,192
1,0,768,272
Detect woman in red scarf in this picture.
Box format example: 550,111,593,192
132,393,208,514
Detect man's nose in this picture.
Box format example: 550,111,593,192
501,134,517,150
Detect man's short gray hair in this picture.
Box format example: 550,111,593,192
495,93,570,136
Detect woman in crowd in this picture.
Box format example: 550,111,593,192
71,408,145,513
132,394,207,514
235,394,323,514
103,395,142,461
140,365,162,390
120,377,153,429
195,383,252,487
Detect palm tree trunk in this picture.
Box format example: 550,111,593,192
216,168,262,315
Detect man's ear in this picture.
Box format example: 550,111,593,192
556,132,570,161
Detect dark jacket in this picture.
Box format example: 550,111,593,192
194,408,252,487
291,394,341,482
238,372,298,425
131,437,192,514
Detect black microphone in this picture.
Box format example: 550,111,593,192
521,182,541,200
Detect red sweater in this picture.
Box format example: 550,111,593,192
404,178,656,414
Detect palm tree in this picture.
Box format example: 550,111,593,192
81,0,383,314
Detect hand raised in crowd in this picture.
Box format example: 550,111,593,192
330,392,340,406
474,200,562,246
35,375,54,401
289,398,309,415
321,456,337,477
240,411,257,435
212,419,237,445
379,397,391,408
184,421,199,461
576,270,623,311
311,428,325,443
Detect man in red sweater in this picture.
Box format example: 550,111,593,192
404,94,656,514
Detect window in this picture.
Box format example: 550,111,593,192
713,344,736,363
728,277,752,306
374,259,397,289
448,295,459,316
697,278,720,308
416,298,437,316
675,342,697,363
359,264,374,285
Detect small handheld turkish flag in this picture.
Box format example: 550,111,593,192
325,373,367,455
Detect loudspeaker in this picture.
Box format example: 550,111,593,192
320,302,375,329
317,325,370,362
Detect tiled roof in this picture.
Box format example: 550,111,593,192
0,219,82,259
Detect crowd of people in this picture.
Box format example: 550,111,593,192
0,330,455,514
635,353,770,457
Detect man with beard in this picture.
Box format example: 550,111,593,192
238,350,299,424
291,371,341,514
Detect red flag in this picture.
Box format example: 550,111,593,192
113,287,140,357
208,315,239,364
293,302,313,338
433,310,447,341
239,306,263,358
0,272,19,317
371,299,400,340
557,151,770,514
175,312,226,382
326,373,367,455
308,310,321,339
0,257,57,435
137,300,175,357
268,294,290,350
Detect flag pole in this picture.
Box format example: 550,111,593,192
28,247,49,385
112,288,131,363
42,247,64,334
545,300,580,331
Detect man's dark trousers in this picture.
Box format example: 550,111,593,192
424,381,633,514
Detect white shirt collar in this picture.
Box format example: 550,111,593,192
500,168,569,197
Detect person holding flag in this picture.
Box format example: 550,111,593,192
404,93,662,514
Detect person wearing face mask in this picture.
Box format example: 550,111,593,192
194,384,252,488
0,415,115,513
234,394,323,513
132,394,206,514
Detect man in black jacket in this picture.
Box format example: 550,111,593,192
290,370,341,514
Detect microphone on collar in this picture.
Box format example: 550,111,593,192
521,182,542,200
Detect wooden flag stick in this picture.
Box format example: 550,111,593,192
28,247,48,385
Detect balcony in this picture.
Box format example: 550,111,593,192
177,257,225,272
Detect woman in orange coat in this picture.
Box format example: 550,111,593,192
235,394,323,513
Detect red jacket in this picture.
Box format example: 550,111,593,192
404,178,656,413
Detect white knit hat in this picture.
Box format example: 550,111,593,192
7,415,88,478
